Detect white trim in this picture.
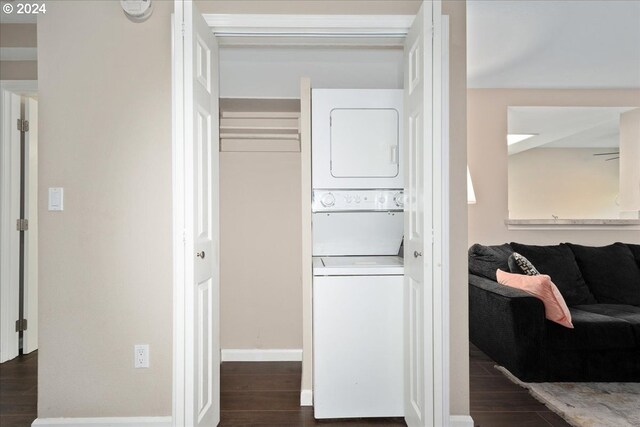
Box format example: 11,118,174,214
300,389,313,406
450,415,474,427
0,47,38,61
204,14,415,37
32,417,172,427
170,7,186,427
433,10,452,427
221,349,302,362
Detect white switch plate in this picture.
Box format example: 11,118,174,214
134,344,149,368
48,187,64,211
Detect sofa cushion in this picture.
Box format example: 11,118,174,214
508,252,540,275
627,243,640,269
546,307,637,350
496,270,573,328
572,304,640,343
567,243,640,306
510,243,596,306
468,243,513,281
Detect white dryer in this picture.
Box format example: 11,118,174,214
312,89,404,190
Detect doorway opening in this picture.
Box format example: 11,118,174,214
0,81,39,364
172,4,451,426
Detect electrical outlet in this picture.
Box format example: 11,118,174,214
134,344,149,368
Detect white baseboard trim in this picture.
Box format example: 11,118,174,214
300,389,313,406
221,348,302,362
32,417,171,427
450,415,474,427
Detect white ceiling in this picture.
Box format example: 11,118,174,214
467,0,640,88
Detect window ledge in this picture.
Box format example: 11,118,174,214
505,218,640,229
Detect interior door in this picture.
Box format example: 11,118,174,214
0,91,21,363
403,2,435,427
181,2,220,425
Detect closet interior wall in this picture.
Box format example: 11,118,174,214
219,98,303,352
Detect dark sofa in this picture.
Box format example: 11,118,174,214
469,242,640,382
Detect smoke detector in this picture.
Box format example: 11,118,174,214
121,0,153,22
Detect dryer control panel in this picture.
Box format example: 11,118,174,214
312,190,404,212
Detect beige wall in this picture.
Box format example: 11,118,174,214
619,108,640,217
220,152,302,349
509,148,620,220
442,0,469,416
0,60,37,80
38,1,172,417
0,24,37,47
469,89,640,246
0,23,37,80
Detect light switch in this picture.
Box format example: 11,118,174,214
48,188,64,211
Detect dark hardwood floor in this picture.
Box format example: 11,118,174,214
469,344,570,427
220,362,405,426
0,350,37,427
0,346,571,427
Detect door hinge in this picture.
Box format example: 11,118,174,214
15,319,28,332
16,218,28,231
17,119,29,133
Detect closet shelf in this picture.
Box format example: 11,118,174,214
219,98,301,152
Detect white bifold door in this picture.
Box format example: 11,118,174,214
174,1,221,426
404,1,448,427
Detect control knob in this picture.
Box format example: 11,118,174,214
320,193,335,207
393,192,404,208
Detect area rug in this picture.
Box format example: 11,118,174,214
496,366,640,427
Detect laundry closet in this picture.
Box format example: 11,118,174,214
217,44,406,418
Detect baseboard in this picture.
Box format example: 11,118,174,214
450,415,474,427
300,389,313,406
32,417,172,426
221,348,302,362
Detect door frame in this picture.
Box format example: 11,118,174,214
0,80,38,363
171,4,451,425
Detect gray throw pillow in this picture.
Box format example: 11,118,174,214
508,252,540,276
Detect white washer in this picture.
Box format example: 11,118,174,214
313,256,404,419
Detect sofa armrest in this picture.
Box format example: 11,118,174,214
469,274,547,381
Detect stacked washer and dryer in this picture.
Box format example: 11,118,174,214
311,89,405,419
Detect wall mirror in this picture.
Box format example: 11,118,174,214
507,106,639,221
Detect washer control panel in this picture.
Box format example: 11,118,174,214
312,189,404,212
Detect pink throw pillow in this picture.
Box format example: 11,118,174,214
496,269,574,329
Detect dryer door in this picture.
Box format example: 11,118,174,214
330,108,399,178
312,89,404,189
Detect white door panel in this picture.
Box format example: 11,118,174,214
182,2,220,425
403,2,435,427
